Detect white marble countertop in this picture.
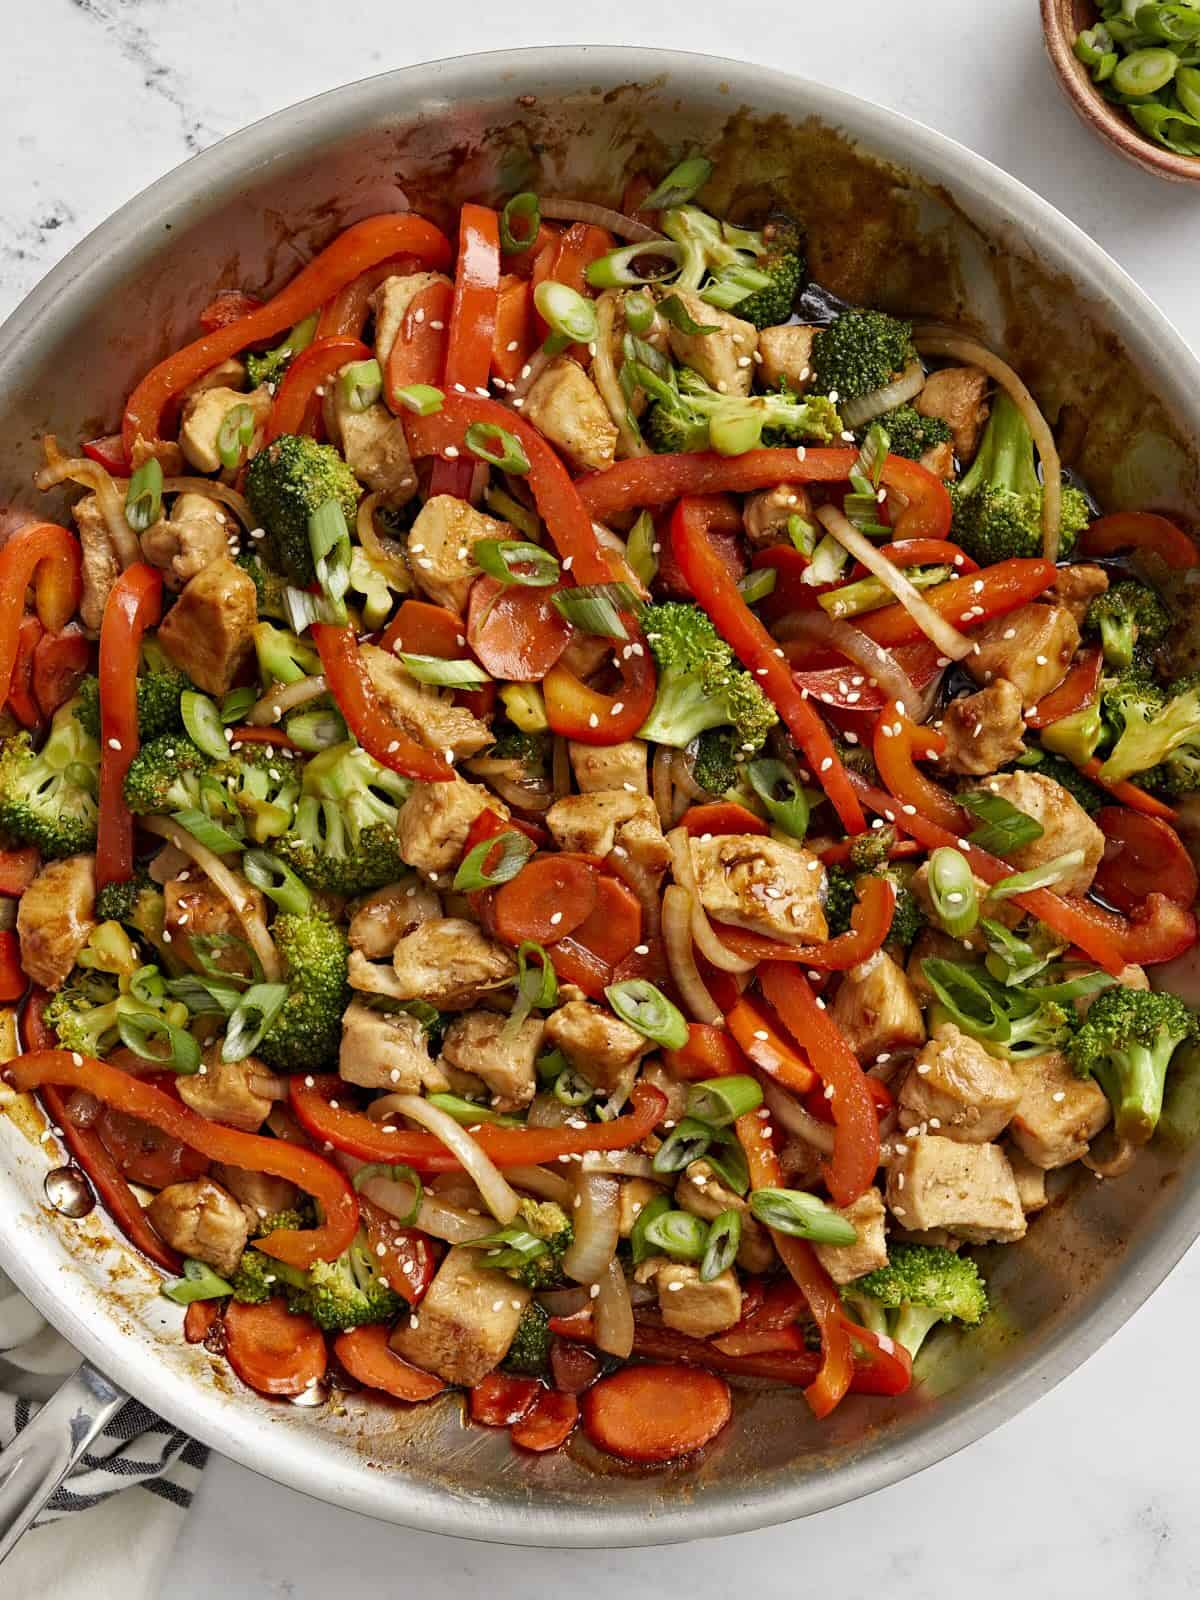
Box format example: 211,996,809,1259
6,2,1200,1596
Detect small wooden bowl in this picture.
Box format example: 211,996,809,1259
1041,0,1200,181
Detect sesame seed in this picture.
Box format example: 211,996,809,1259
107,737,122,751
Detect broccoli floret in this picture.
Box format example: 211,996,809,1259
223,742,304,843
1015,749,1106,815
254,910,348,1075
228,1247,278,1305
842,1244,988,1362
251,1206,310,1239
503,1302,553,1377
832,736,878,785
243,434,359,586
471,1198,575,1292
658,207,805,327
43,965,185,1059
638,602,778,753
231,1228,402,1331
1099,669,1200,787
236,549,290,621
243,313,317,390
864,404,952,463
809,308,915,404
273,740,410,896
1085,579,1171,670
825,862,923,949
95,868,176,967
122,733,212,817
1069,986,1198,1144
0,702,100,857
823,865,857,938
947,391,1090,565
74,663,189,744
642,364,842,456
691,728,741,797
486,727,550,774
883,869,925,951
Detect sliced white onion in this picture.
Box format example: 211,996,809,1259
775,607,921,709
912,326,1064,562
503,1164,575,1205
1083,1135,1139,1176
663,883,723,1024
526,1091,575,1129
140,815,282,981
671,748,706,803
839,360,925,431
507,345,555,402
161,477,255,531
246,673,327,726
652,744,677,829
667,827,756,975
379,1093,520,1225
340,1156,495,1245
580,1150,657,1178
762,1079,836,1154
562,1171,620,1284
356,490,411,589
538,197,663,242
593,1255,635,1358
815,504,973,662
36,436,140,568
594,290,649,460
246,1070,289,1101
537,1285,591,1317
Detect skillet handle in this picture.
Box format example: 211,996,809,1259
0,1360,127,1565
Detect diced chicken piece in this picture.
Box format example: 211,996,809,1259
653,1262,742,1337
920,439,956,481
406,495,506,615
1008,1049,1111,1169
915,365,990,462
177,1044,273,1132
522,356,618,474
348,878,442,958
178,384,272,473
1006,1145,1049,1213
141,492,231,591
971,770,1104,896
360,643,493,761
757,324,816,393
388,1245,530,1386
348,948,409,1000
371,272,453,368
397,773,505,881
330,386,417,507
164,875,265,978
543,998,652,1093
338,995,449,1092
676,1158,774,1272
439,1010,543,1111
939,680,1027,777
885,1134,1026,1243
182,357,247,398
129,435,184,475
898,1023,1023,1142
666,291,758,397
743,482,814,550
617,1177,666,1238
1052,563,1108,625
568,739,649,796
156,557,256,696
16,855,95,990
72,495,119,633
831,951,925,1063
147,1178,249,1278
967,603,1080,707
688,833,827,943
390,918,516,1010
210,1162,299,1224
545,790,669,873
813,1186,890,1285
1077,962,1149,1017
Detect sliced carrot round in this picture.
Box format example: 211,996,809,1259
510,1388,579,1452
183,1299,219,1345
493,854,599,945
223,1298,327,1398
581,1363,732,1463
333,1323,445,1401
466,578,572,682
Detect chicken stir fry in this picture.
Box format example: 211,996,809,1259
4,155,1199,1470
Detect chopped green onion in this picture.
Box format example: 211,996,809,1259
1074,24,1114,67
484,485,541,542
165,973,241,1017
960,790,1045,854
307,499,352,624
217,403,256,469
221,982,289,1062
396,651,492,687
746,758,810,839
927,847,979,938
630,1191,673,1264
551,581,638,639
623,289,656,337
687,1074,763,1127
643,1208,709,1262
499,192,540,253
180,690,228,760
605,978,689,1049
190,932,261,989
534,280,598,354
125,458,163,534
161,1259,233,1305
656,293,719,334
452,829,535,892
625,510,658,587
338,358,383,413
554,1067,594,1106
623,331,671,382
425,1093,521,1128
129,964,169,1008
1024,969,1115,1006
516,940,557,1010
171,808,244,855
643,155,713,210
987,850,1086,901
463,1226,549,1272
819,566,950,620
351,1162,423,1225
920,958,1012,1043
118,1011,202,1075
393,383,444,416
708,409,763,457
286,707,348,751
220,686,258,725
705,1141,750,1197
748,1187,858,1246
1176,65,1200,120
465,420,530,475
1112,46,1178,96
243,849,313,916
586,240,684,289
980,920,1062,988
700,1209,742,1282
788,514,818,556
536,1047,571,1083
737,567,777,605
651,1116,713,1175
474,538,560,588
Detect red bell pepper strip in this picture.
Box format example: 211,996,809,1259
429,204,501,499
1078,757,1177,822
0,522,83,706
788,642,944,743
712,874,897,971
0,846,39,896
678,801,768,837
82,434,129,475
1026,647,1102,730
0,931,24,1002
311,623,453,782
198,289,263,333
532,223,612,362
289,1075,666,1170
669,497,865,834
228,726,300,750
805,1072,893,1125
8,615,43,729
384,279,454,407
1081,511,1199,571
491,275,534,383
728,995,817,1094
123,213,452,459
97,564,163,888
663,1023,747,1083
576,448,952,541
8,1051,358,1269
1093,806,1199,916
657,495,746,599
543,650,657,746
873,700,966,834
854,559,1056,650
265,335,370,442
872,538,978,574
33,624,90,720
759,961,881,1207
316,258,416,340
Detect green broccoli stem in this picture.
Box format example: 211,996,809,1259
890,1303,945,1362
637,675,730,748
1095,1040,1181,1143
1098,613,1135,670
959,391,1040,500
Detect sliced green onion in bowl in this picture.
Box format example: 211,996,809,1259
465,421,530,475
125,458,163,534
516,939,558,1010
643,1209,708,1262
651,1116,713,1175
392,383,444,416
788,514,818,555
642,155,713,210
351,1161,423,1226
585,240,684,289
339,358,383,413
425,1093,521,1129
452,829,535,892
748,1187,858,1246
396,651,492,687
221,982,290,1063
700,1209,742,1281
534,280,599,354
960,790,1044,854
307,499,352,623
180,690,229,760
499,192,541,253
746,758,810,839
171,808,244,855
1112,45,1178,97
928,846,979,938
687,1074,763,1127
986,850,1086,901
625,509,658,586
474,538,560,589
243,849,313,916
536,1047,571,1084
920,958,1012,1044
623,289,656,337
217,403,256,469
118,1010,202,1075
551,582,639,639
605,978,689,1050
737,567,777,606
161,1259,233,1305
